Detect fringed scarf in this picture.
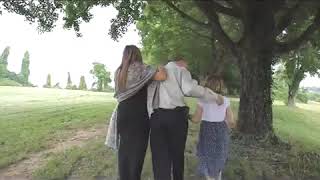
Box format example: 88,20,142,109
105,62,156,150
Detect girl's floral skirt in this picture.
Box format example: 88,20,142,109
196,121,230,179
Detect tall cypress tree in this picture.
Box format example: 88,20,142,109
19,51,30,85
66,72,72,89
0,46,10,78
79,76,87,90
43,74,52,88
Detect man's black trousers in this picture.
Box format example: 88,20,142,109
150,107,189,180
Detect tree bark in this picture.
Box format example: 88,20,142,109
236,2,275,136
287,71,304,107
287,92,295,107
287,82,299,107
237,54,273,135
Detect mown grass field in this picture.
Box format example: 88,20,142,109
0,86,116,169
1,86,320,179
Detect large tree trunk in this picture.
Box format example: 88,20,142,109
237,55,273,135
237,2,275,136
287,82,299,107
287,71,304,107
287,92,295,107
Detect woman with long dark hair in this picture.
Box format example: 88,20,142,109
113,45,166,180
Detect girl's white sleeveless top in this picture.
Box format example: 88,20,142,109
197,97,230,122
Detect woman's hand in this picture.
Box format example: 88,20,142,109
153,66,167,81
217,94,224,106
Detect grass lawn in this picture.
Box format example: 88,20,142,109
274,102,320,151
0,86,116,168
1,86,320,179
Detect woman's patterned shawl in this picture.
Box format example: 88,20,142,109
105,62,156,150
114,62,156,102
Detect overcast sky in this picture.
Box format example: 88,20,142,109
0,6,140,88
0,6,319,88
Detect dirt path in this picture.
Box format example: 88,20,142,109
0,127,106,180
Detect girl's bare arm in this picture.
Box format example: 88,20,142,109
225,107,236,129
192,104,203,123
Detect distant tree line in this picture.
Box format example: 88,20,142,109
0,46,113,92
306,87,320,94
43,62,113,92
0,46,32,86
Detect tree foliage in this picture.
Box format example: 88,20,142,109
0,47,32,86
137,2,213,72
66,72,73,89
71,85,78,90
273,65,312,105
0,0,58,32
19,51,31,85
79,75,87,90
276,13,320,106
0,46,10,78
90,62,111,92
1,1,319,57
281,43,320,106
137,2,240,94
43,74,52,88
0,0,143,38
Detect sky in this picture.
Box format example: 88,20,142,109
0,6,319,88
0,6,140,88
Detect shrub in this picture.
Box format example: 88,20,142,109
71,85,78,90
308,92,320,102
0,78,22,86
296,90,309,104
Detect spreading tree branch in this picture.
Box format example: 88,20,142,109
276,1,302,36
224,0,241,10
194,0,240,59
183,25,213,41
161,0,210,29
210,0,241,17
276,9,320,54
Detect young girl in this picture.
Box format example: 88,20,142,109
192,76,235,180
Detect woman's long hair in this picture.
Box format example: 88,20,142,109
116,45,143,91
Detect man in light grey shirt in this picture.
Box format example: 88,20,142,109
149,57,223,180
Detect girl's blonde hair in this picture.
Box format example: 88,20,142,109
204,75,225,95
